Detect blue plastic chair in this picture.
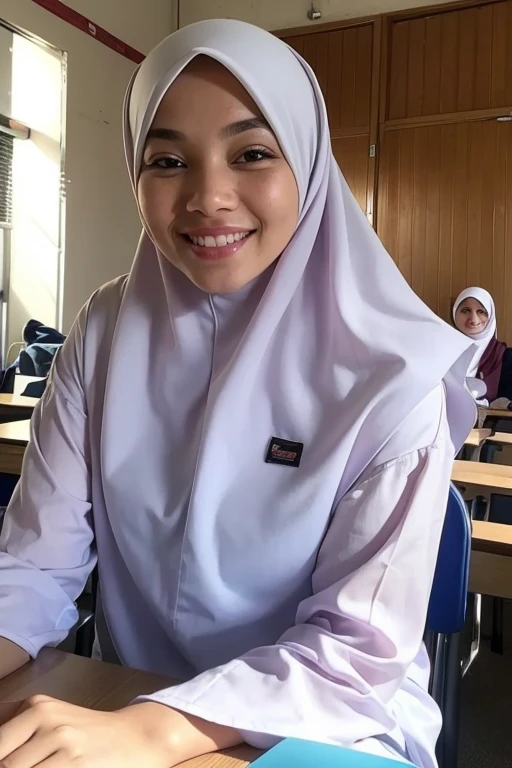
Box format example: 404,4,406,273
425,482,472,768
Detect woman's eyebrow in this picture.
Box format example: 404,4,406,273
220,117,271,138
146,117,271,144
146,127,184,142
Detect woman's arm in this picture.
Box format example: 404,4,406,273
0,638,30,679
0,310,96,666
133,391,452,760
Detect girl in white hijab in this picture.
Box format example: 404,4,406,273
453,287,507,405
0,19,475,768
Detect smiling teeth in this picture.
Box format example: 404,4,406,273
188,232,249,247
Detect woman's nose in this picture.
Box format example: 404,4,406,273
185,166,238,216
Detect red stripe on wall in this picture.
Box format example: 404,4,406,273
30,0,145,63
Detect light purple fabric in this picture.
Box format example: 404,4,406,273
122,20,475,472
0,18,478,768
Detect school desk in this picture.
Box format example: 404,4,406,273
470,521,512,600
488,431,512,447
463,429,492,460
0,419,30,475
0,394,36,423
0,649,259,768
451,459,512,498
478,406,512,430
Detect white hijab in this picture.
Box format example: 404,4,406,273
453,287,496,378
101,20,475,529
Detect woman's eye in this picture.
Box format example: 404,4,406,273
147,157,185,170
235,148,273,164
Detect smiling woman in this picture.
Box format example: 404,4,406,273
453,286,507,403
0,18,477,768
137,56,299,294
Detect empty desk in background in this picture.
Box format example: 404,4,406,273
0,649,260,768
463,428,492,461
0,419,30,475
451,459,512,499
478,406,512,430
0,394,35,423
487,432,512,448
470,521,512,600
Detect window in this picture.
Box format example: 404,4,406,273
0,132,13,226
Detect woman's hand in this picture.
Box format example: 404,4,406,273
0,696,174,768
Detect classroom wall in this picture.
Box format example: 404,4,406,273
179,0,460,30
1,0,174,334
0,24,12,117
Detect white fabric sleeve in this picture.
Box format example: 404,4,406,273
0,311,96,656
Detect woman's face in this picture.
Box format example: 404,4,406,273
455,297,489,335
137,56,300,294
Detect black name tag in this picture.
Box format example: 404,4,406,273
265,437,304,468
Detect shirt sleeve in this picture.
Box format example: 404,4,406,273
139,394,454,749
0,310,96,657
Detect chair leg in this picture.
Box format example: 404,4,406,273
74,618,95,658
470,496,487,521
491,598,504,655
435,633,462,768
462,593,481,676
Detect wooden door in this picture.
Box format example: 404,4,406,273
377,119,512,339
281,23,376,216
386,0,512,122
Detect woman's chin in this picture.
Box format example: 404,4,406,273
184,265,261,295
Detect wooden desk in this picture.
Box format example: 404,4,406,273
0,419,30,475
470,521,512,599
488,431,512,446
452,459,512,498
481,407,512,419
0,649,259,768
478,406,512,431
465,429,492,447
463,428,492,460
0,394,36,423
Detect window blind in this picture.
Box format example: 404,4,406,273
0,132,13,227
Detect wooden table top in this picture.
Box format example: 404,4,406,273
479,406,512,419
488,431,512,446
0,419,30,445
452,459,512,492
0,649,259,768
0,394,36,410
472,520,512,557
465,428,492,447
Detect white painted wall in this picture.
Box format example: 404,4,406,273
0,23,13,117
179,0,460,30
1,0,174,333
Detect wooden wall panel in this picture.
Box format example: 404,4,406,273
281,23,375,215
283,25,373,133
377,121,512,341
387,0,512,121
331,136,370,213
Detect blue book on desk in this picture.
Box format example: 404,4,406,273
252,738,410,767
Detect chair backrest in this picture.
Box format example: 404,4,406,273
426,483,471,635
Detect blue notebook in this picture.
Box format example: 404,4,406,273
252,738,410,767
